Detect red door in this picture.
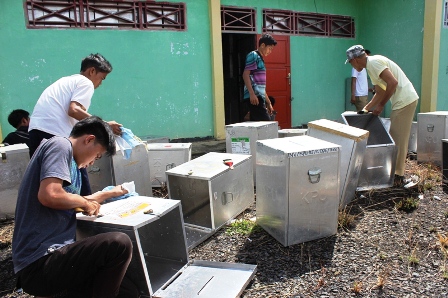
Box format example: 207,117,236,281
263,35,291,128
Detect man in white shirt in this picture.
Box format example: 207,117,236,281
350,49,371,112
29,53,122,195
345,45,419,187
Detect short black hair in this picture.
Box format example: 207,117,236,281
8,109,29,128
70,116,116,156
80,53,113,73
259,34,277,47
365,49,371,55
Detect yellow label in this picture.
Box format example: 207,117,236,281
118,203,150,218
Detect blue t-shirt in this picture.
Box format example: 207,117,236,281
12,136,79,273
243,50,267,102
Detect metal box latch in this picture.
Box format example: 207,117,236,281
221,192,234,205
166,163,176,170
427,124,434,132
308,168,322,184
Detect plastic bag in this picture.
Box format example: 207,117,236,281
115,127,143,159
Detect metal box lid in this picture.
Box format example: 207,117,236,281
308,119,369,142
153,260,257,298
257,135,340,157
341,112,394,146
225,121,277,128
147,143,192,151
166,152,251,179
77,196,179,228
418,111,448,116
0,143,29,155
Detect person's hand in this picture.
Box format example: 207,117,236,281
266,102,273,114
107,121,122,135
249,94,259,105
82,199,101,216
350,95,356,104
112,185,129,196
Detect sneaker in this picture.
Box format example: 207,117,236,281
394,175,405,187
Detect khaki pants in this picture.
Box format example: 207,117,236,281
354,96,368,112
389,100,417,176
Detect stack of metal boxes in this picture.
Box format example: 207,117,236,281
341,112,397,190
77,196,257,297
278,128,307,137
166,152,254,249
256,136,340,246
87,143,152,196
225,121,278,180
417,112,448,166
0,144,30,218
146,143,192,187
308,119,369,207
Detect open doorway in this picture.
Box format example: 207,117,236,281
222,33,255,125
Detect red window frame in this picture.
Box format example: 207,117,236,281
25,0,186,31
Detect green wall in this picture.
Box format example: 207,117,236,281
358,0,425,116
0,0,213,139
438,4,448,110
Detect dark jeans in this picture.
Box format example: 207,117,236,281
246,96,271,121
17,232,138,298
29,129,92,196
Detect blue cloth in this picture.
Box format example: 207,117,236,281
101,186,139,203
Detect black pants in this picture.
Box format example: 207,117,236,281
29,129,92,196
17,232,138,298
246,96,271,121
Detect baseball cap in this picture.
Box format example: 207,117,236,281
345,45,365,64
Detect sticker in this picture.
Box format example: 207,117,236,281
231,137,250,154
287,147,338,158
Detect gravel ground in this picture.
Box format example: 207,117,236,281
1,159,448,297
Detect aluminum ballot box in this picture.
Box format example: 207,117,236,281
308,119,369,207
77,197,256,298
0,144,30,219
166,152,254,249
278,128,307,137
417,112,448,166
146,143,192,187
225,121,278,180
341,112,397,191
88,143,152,196
256,136,340,246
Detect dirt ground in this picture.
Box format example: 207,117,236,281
1,159,448,297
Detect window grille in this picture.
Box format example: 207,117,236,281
25,0,186,30
263,9,296,35
263,9,354,38
221,6,255,32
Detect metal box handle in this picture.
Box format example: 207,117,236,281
166,163,175,170
427,124,434,132
221,192,234,205
308,168,322,184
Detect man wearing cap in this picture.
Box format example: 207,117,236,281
345,45,419,187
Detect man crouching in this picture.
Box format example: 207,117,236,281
12,116,138,297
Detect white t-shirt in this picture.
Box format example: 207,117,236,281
351,68,368,96
366,55,418,110
29,74,94,137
